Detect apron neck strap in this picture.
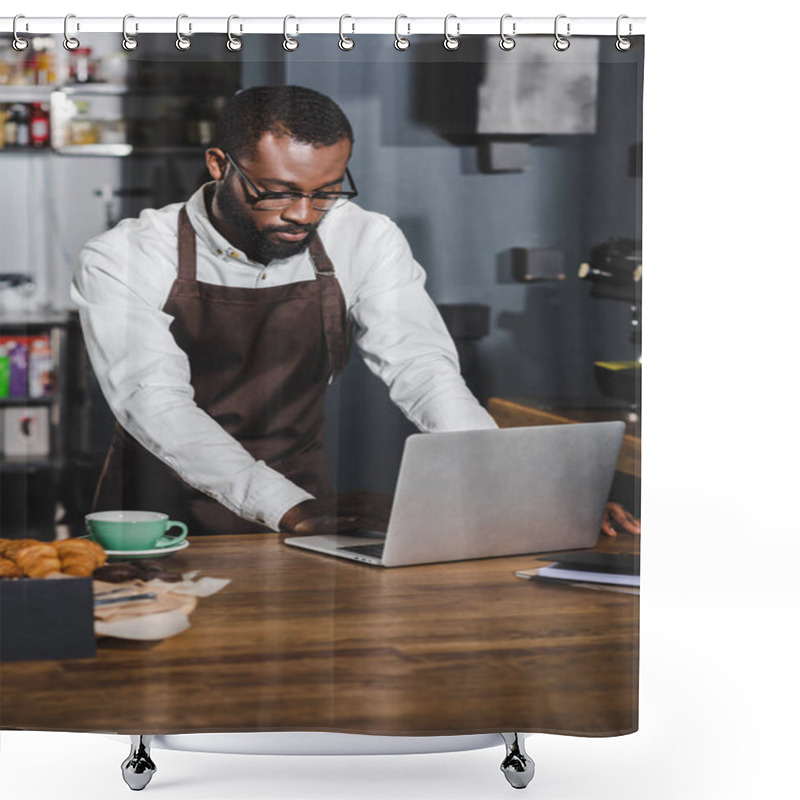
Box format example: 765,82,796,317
177,206,198,281
308,234,335,276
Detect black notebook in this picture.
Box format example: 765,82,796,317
516,551,640,592
535,551,640,576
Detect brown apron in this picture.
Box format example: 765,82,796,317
93,206,349,535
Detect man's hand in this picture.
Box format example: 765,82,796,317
600,502,641,537
279,492,393,535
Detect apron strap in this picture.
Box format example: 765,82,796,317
309,234,349,376
177,206,197,281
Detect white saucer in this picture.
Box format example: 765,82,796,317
104,539,190,560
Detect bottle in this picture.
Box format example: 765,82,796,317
70,48,94,84
23,48,38,86
0,40,13,86
29,103,50,148
36,39,57,86
4,105,19,147
15,105,30,148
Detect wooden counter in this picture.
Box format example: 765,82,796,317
0,534,638,738
488,397,641,478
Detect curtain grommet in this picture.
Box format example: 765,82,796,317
283,15,299,51
122,14,138,51
443,14,460,51
553,14,570,52
63,13,80,51
616,15,632,51
394,15,410,51
175,14,191,51
499,14,516,51
12,15,29,51
338,15,355,51
227,15,242,51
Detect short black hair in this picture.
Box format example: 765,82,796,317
213,85,353,160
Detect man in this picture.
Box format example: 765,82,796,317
72,85,498,536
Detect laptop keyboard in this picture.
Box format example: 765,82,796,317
341,543,385,559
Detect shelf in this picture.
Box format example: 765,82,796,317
0,457,61,473
2,144,208,158
2,83,217,100
0,311,74,327
54,143,133,157
1,83,127,101
59,83,128,96
0,147,52,155
0,396,58,407
4,82,223,158
128,146,208,156
0,85,53,103
57,84,217,97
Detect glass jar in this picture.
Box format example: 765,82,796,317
98,119,127,145
69,119,99,145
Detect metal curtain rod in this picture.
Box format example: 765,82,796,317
1,15,646,37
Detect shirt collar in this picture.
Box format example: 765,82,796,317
184,182,262,266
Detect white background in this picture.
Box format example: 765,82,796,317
2,1,799,799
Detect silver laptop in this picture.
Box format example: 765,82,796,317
284,421,625,567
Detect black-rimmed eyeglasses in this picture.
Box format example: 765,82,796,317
225,152,358,212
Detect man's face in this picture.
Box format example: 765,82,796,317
207,132,352,264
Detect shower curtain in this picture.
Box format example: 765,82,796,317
1,22,643,746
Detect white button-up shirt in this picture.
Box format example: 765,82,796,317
71,184,496,531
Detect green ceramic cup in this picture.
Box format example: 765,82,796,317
85,511,188,551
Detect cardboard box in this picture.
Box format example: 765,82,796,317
1,406,50,458
0,577,96,662
0,336,29,397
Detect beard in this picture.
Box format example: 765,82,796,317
214,178,317,264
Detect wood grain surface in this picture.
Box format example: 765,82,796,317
0,534,639,737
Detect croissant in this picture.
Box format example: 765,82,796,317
55,538,108,576
60,553,97,577
14,543,62,578
0,538,41,560
0,555,25,579
54,538,106,558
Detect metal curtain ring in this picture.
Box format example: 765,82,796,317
499,14,515,51
122,15,138,51
443,14,460,51
394,14,410,51
227,15,242,51
553,14,570,51
283,15,299,51
176,14,191,50
616,15,632,51
12,15,29,51
339,15,355,50
63,13,80,51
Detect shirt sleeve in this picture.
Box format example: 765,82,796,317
349,218,498,432
71,229,313,532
